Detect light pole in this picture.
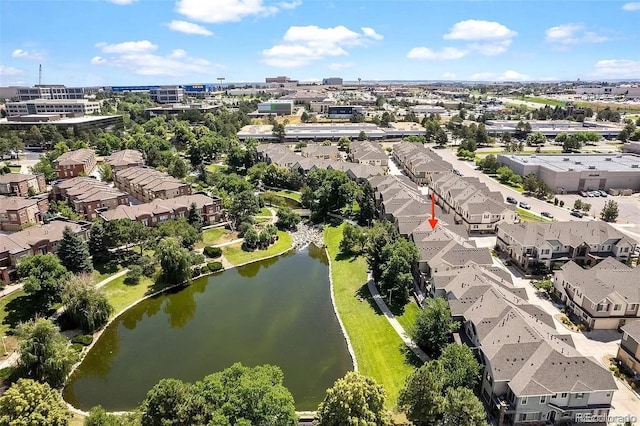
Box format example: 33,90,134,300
2,336,7,357
388,288,393,305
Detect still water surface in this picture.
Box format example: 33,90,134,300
63,245,352,411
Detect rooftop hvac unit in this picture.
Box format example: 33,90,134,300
605,157,612,161
563,158,570,161
632,164,639,168
568,168,575,171
588,165,596,169
574,161,581,164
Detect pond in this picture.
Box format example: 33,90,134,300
63,245,353,412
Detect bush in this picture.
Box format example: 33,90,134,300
203,246,222,258
237,222,252,237
71,343,84,353
190,252,205,266
71,334,93,346
191,266,202,277
136,255,156,277
207,261,223,272
124,265,143,285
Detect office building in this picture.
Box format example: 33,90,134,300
149,86,184,103
6,99,101,117
322,77,343,86
16,85,86,101
265,76,298,84
257,100,294,116
327,105,364,119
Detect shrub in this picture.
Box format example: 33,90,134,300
71,334,93,346
237,222,252,237
71,343,84,353
136,255,156,277
191,266,202,277
190,252,205,266
203,246,222,258
124,265,143,285
207,261,223,272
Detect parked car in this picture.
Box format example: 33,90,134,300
519,201,531,210
453,169,463,176
587,191,596,197
578,190,588,197
570,210,584,218
506,196,517,204
599,190,608,197
541,212,554,219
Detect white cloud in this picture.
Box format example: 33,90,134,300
262,25,382,68
406,46,468,60
590,59,640,79
328,62,355,70
545,23,609,46
11,49,43,60
0,65,24,77
622,2,640,11
444,19,516,41
468,40,512,56
175,0,301,24
469,70,530,81
91,42,224,77
105,0,138,4
167,20,213,36
95,40,158,54
442,72,456,79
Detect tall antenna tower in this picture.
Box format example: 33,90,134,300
38,64,42,86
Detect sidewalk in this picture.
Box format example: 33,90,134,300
0,283,23,298
366,277,430,363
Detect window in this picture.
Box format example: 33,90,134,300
576,393,584,399
597,304,608,312
630,304,638,311
561,393,568,398
540,396,546,404
520,397,527,405
551,393,557,399
614,304,622,311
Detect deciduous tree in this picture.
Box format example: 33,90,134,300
0,379,70,426
398,361,445,425
155,237,192,285
600,200,619,222
442,387,487,426
62,276,114,333
438,343,481,390
18,254,71,310
409,297,456,357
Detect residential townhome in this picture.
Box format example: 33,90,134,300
52,177,130,220
617,320,640,373
113,166,191,203
54,148,97,179
256,144,299,168
100,194,223,227
496,222,637,272
349,141,389,170
105,149,145,172
0,172,46,196
392,142,451,185
369,174,421,208
0,220,88,284
554,258,640,330
327,162,383,182
300,144,341,161
436,265,616,425
0,195,49,231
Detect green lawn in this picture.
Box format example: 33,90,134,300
99,274,158,316
395,302,420,334
205,163,228,173
517,96,566,107
7,166,21,173
0,290,28,336
222,231,293,266
325,224,416,410
517,207,551,223
198,227,231,248
257,207,272,216
275,189,302,202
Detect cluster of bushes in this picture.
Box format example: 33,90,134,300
203,246,222,258
71,334,93,346
123,255,156,285
192,261,224,277
242,225,278,251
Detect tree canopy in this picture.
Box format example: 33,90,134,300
409,296,456,358
17,254,71,310
62,276,114,333
57,226,93,274
0,379,70,426
155,237,192,285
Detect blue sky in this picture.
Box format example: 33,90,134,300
1,0,639,86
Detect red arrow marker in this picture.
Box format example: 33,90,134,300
428,192,439,230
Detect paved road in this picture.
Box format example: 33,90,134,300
432,148,593,223
366,277,430,363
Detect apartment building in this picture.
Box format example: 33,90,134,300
149,86,184,104
0,220,88,284
434,264,616,425
496,222,637,271
300,144,340,161
0,173,46,196
113,166,191,203
104,149,145,172
52,177,129,220
617,321,640,373
0,196,49,231
100,194,223,227
54,149,97,179
393,142,452,185
6,99,101,117
554,258,640,330
349,141,389,170
430,172,517,234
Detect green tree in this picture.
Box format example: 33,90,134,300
187,202,204,232
600,200,619,222
62,276,114,333
581,202,592,214
442,387,488,426
141,378,191,426
356,180,376,226
300,111,310,123
434,128,448,147
358,130,368,141
339,223,368,255
365,221,398,282
155,237,192,285
573,199,583,211
17,254,71,310
168,157,188,179
85,406,141,426
379,238,419,304
276,206,300,230
57,226,93,273
439,343,481,390
154,218,201,249
272,123,286,142
0,379,70,426
98,163,113,181
526,131,546,146
16,319,78,388
409,297,456,357
228,190,260,227
242,227,259,250
316,372,391,426
398,361,445,425
337,136,351,152
477,154,499,174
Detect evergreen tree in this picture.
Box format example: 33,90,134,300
57,226,93,273
187,203,203,231
88,220,110,265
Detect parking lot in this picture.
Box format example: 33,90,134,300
556,192,640,226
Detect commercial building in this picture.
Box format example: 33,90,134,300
576,86,640,99
182,84,216,97
284,123,387,141
149,86,184,104
113,166,191,203
410,105,447,115
555,258,640,330
104,149,145,172
257,100,294,116
0,115,123,134
497,153,640,193
496,221,637,271
52,177,130,220
617,321,640,373
327,105,365,119
484,120,623,138
145,103,220,117
6,99,101,116
54,149,97,179
0,195,49,231
16,85,86,101
322,77,343,86
265,76,298,84
100,194,223,227
0,173,46,197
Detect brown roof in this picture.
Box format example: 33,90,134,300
0,220,83,254
0,173,39,184
55,149,96,166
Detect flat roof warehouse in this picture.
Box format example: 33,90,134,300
237,122,427,141
498,153,640,172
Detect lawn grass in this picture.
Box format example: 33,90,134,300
275,189,302,202
7,166,21,173
325,224,416,410
222,231,293,266
205,163,228,173
517,207,550,223
395,302,420,334
516,96,566,107
0,290,28,336
257,207,272,216
197,227,232,248
99,274,158,316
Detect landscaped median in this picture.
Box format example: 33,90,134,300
324,223,415,410
222,231,293,266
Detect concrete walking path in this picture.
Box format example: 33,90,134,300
0,283,23,298
366,278,430,363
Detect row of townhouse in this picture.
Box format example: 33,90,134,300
0,173,46,197
430,172,518,234
0,195,49,231
100,194,223,227
0,220,89,284
104,149,145,172
349,141,389,171
52,177,130,220
54,148,97,179
256,144,384,182
300,144,341,161
392,142,452,185
113,166,192,203
496,221,637,272
432,264,617,425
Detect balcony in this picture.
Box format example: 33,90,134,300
492,395,515,414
